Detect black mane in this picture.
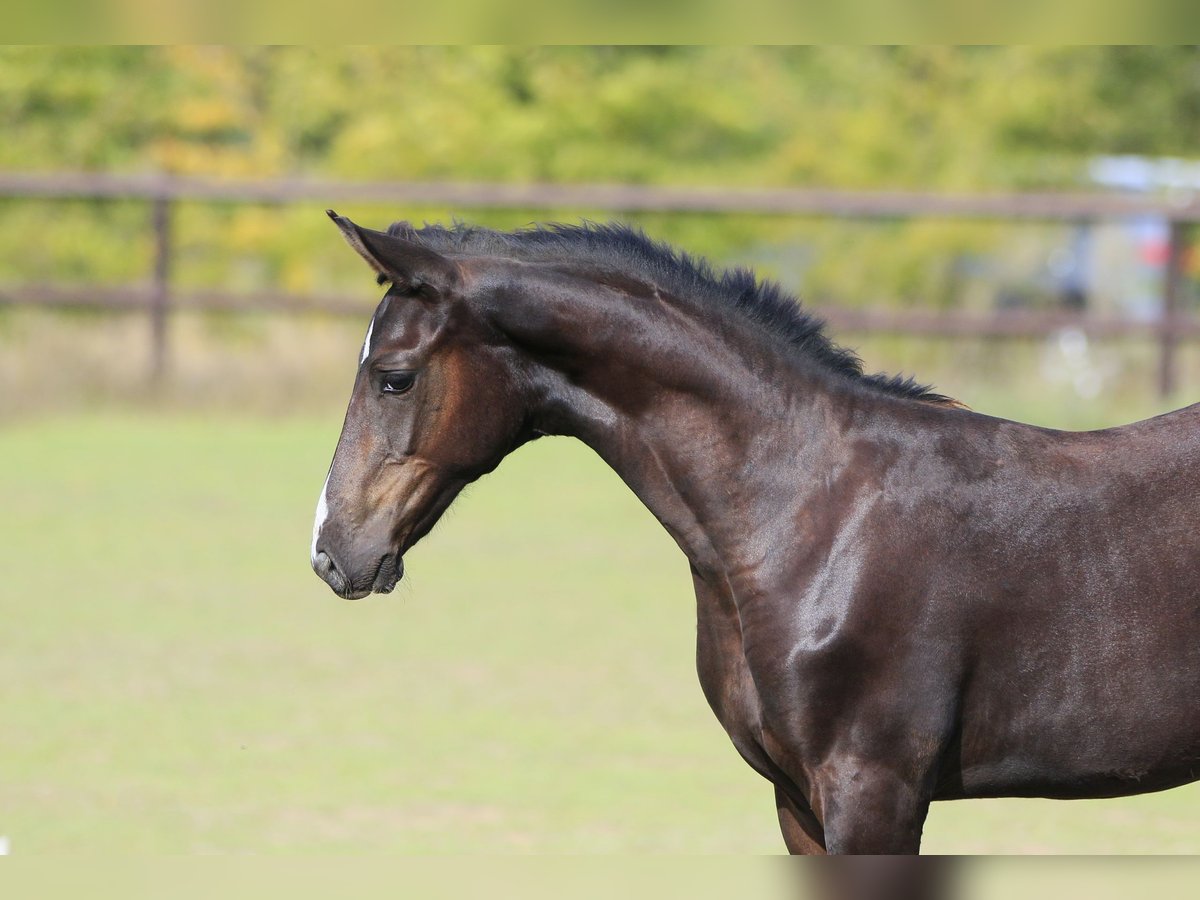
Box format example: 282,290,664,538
394,220,953,406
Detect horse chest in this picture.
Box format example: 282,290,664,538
694,586,778,778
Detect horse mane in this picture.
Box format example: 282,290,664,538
393,220,956,407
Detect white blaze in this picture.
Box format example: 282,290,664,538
361,317,375,365
313,313,373,565
311,471,331,564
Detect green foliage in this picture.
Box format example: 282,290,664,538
1,47,1197,308
7,46,1196,186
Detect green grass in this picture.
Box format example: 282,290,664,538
2,410,1199,854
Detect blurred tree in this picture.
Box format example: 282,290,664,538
6,46,1197,186
0,46,1196,306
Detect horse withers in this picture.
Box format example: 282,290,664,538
311,211,1200,853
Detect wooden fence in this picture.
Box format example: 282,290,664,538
0,171,1194,395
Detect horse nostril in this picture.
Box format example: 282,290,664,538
312,549,349,594
313,549,337,578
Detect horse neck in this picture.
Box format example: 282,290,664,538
502,273,858,583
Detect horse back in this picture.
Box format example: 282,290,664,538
910,401,1200,798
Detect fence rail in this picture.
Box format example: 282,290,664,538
0,171,1194,395
6,171,1200,220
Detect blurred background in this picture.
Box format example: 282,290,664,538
3,46,1200,853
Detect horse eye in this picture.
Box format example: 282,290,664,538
381,372,416,394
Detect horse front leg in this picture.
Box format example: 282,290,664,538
813,762,932,854
775,785,826,854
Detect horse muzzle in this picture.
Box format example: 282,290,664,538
312,547,404,599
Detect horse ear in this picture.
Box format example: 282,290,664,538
327,210,459,296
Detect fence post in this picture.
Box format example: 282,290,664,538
149,192,172,384
1158,221,1188,399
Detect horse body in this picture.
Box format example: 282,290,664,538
312,214,1200,853
607,374,1200,851
698,397,1200,850
921,407,1200,800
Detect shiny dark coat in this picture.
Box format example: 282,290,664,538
312,215,1200,853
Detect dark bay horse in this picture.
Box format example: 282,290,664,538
310,212,1200,854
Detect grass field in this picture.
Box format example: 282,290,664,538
3,405,1200,854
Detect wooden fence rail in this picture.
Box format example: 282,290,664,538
0,171,1194,395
